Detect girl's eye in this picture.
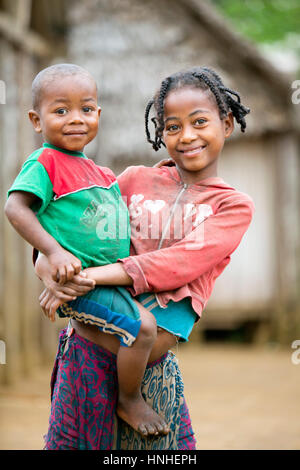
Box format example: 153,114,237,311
55,108,67,115
166,124,180,133
82,106,93,113
194,118,206,126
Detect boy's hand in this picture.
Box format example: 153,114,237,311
39,275,95,323
36,254,95,300
47,272,96,300
47,248,82,284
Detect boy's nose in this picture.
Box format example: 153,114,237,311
69,111,84,124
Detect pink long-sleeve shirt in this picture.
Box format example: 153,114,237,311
117,164,254,319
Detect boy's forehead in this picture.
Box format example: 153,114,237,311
47,73,97,91
41,74,98,101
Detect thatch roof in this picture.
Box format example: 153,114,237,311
179,0,297,135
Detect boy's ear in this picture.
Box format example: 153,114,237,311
97,107,101,118
224,112,234,139
28,109,42,133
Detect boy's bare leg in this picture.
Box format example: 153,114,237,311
116,301,170,437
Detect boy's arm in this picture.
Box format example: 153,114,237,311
5,191,82,284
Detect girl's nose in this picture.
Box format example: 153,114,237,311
179,125,197,143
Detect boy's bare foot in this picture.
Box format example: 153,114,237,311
117,395,170,437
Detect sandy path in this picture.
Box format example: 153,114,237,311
0,343,299,450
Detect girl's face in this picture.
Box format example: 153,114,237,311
162,86,234,183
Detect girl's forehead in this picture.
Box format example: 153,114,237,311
164,86,217,115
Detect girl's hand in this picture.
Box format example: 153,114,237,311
55,272,96,298
153,158,175,168
39,288,64,322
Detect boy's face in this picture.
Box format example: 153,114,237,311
29,75,101,152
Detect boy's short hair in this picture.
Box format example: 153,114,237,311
32,63,97,110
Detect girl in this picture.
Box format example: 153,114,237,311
37,66,254,450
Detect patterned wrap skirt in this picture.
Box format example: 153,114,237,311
44,325,196,450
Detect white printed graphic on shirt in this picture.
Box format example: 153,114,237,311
193,204,213,227
128,194,144,219
143,199,166,214
128,194,213,243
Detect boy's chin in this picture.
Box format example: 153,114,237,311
54,141,85,152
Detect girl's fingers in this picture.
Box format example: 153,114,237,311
39,288,48,303
40,290,51,308
61,283,93,295
49,298,61,322
41,297,51,318
56,284,81,296
71,275,95,287
53,290,76,301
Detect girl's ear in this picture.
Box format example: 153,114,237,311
97,106,101,118
224,112,234,139
28,110,42,133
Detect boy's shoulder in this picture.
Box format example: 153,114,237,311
23,145,117,193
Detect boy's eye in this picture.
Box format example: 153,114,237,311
82,106,93,113
55,108,67,115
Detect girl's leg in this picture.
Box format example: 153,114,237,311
45,327,118,450
116,301,169,437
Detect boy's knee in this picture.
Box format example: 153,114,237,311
139,316,157,344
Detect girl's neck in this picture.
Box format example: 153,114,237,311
176,161,218,185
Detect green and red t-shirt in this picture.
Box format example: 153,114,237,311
8,143,130,268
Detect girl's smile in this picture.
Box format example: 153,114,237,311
162,87,234,184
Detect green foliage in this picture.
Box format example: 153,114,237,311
211,0,300,44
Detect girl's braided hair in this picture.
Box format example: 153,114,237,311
145,66,250,151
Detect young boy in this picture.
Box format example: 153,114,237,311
5,63,169,437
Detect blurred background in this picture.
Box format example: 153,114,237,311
0,0,299,450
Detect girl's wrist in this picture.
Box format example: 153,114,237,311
83,263,133,286
82,267,95,281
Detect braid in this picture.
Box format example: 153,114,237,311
191,71,228,118
145,99,157,150
219,86,250,133
145,66,250,149
154,77,171,150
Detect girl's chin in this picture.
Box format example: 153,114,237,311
180,162,205,172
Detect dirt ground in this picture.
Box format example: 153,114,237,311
0,342,299,450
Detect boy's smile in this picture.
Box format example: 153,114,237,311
162,87,233,184
29,75,101,152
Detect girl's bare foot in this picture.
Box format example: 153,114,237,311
117,395,170,437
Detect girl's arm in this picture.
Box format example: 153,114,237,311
84,263,133,286
5,191,82,283
84,195,254,293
